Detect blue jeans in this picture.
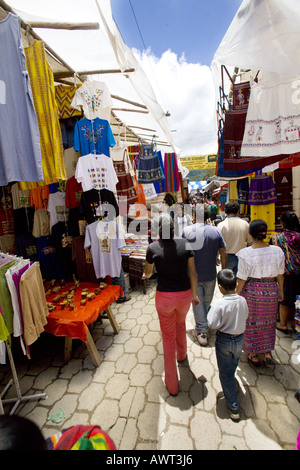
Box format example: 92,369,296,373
215,330,244,411
193,279,216,334
112,267,127,300
226,254,238,275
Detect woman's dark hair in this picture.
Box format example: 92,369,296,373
164,193,175,207
157,213,174,239
0,415,47,450
280,211,300,232
217,269,236,291
249,219,267,241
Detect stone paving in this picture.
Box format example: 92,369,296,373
1,278,300,450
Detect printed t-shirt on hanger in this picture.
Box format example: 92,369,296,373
84,220,125,279
73,118,116,157
71,81,112,122
75,153,118,192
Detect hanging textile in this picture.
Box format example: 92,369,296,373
75,153,118,192
19,41,66,189
250,204,275,235
71,80,112,122
137,138,164,184
0,13,43,186
55,84,82,119
278,152,300,169
113,149,138,206
216,127,254,178
241,72,300,157
153,151,166,193
74,118,116,157
248,170,277,205
222,81,287,171
19,262,48,347
273,168,294,231
164,152,180,193
237,177,250,205
0,307,9,342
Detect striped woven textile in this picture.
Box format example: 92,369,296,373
20,41,66,189
47,425,116,450
240,277,278,354
55,84,82,119
164,153,180,193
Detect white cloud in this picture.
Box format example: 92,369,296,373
133,49,218,157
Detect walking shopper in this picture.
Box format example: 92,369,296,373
183,205,227,346
272,211,300,334
207,269,248,421
142,213,199,396
236,219,285,367
218,202,251,275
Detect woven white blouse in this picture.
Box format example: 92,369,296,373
236,245,285,280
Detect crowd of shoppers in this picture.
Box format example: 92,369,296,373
143,193,300,422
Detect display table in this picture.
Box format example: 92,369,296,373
44,283,122,366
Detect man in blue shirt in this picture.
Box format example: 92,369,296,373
183,205,227,345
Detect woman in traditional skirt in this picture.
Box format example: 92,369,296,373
236,220,285,367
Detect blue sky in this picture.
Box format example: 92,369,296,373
111,0,243,65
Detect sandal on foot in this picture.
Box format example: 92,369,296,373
276,326,290,335
264,353,273,367
248,354,260,368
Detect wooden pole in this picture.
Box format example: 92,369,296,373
29,21,99,30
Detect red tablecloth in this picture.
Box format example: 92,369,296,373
44,283,122,342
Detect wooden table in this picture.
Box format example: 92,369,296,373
44,283,122,366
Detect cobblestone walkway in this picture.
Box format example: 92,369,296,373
1,279,300,450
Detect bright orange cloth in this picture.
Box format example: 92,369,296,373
44,283,122,342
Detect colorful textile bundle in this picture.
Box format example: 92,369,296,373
47,425,116,450
274,228,300,275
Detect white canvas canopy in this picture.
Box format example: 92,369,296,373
211,0,300,116
211,0,300,76
1,0,177,154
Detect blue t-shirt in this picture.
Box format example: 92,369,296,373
74,118,116,157
183,223,225,282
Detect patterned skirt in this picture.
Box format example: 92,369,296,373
240,277,279,354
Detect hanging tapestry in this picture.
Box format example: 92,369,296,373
241,73,300,157
113,149,138,206
273,168,293,230
248,170,277,205
137,138,164,184
20,41,66,189
55,84,82,119
0,13,43,186
164,153,180,193
153,151,166,193
223,81,287,171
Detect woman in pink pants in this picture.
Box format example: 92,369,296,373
143,213,199,395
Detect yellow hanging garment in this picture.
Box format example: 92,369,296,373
20,41,66,189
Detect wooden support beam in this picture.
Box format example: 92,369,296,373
29,21,99,30
111,94,147,110
53,68,135,80
112,108,149,114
